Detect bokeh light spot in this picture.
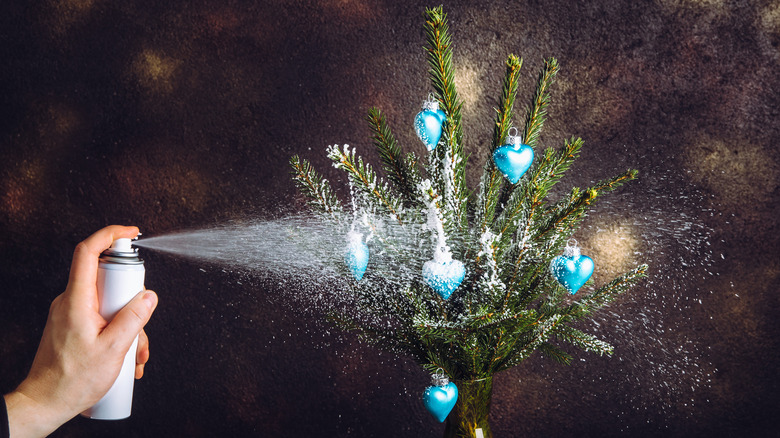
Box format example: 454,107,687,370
132,49,181,94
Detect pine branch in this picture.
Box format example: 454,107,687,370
290,155,343,221
523,57,559,148
475,54,523,235
493,137,583,263
533,168,638,241
424,6,468,230
291,7,650,384
327,144,405,223
533,187,597,241
590,168,639,193
493,314,562,372
366,108,421,206
553,325,614,356
539,342,573,365
566,264,649,319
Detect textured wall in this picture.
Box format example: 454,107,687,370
1,0,778,437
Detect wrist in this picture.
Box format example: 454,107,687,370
4,387,72,438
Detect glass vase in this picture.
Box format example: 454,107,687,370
442,376,493,438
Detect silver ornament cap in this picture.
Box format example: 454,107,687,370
431,373,450,387
422,93,440,111
503,126,522,146
563,238,581,257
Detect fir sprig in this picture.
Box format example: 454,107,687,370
523,57,559,148
327,144,405,223
290,155,343,221
567,264,649,319
554,325,614,356
475,54,523,235
424,6,469,230
367,108,421,206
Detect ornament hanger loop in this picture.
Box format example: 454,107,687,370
563,238,581,257
422,93,439,111
504,126,522,145
431,368,449,386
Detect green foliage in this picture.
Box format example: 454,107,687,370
367,108,422,208
289,6,647,381
475,54,523,235
290,155,343,221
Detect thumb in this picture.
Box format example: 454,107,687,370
100,290,158,354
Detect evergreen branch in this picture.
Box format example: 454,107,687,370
590,168,639,193
567,264,649,319
533,187,597,241
539,342,573,365
523,57,559,148
494,314,562,372
493,137,583,263
366,108,421,206
424,6,468,230
465,309,537,333
533,168,638,241
503,165,635,297
492,55,524,150
475,54,523,234
327,144,404,223
290,155,343,221
290,7,649,390
554,325,614,356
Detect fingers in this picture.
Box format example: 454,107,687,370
67,225,140,300
100,290,158,356
136,330,150,379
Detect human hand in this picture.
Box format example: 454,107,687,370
3,225,158,438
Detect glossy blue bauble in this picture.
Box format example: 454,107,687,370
422,259,465,300
345,239,369,281
550,254,594,294
414,109,446,151
492,143,534,184
423,382,458,423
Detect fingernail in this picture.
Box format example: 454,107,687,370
142,292,157,310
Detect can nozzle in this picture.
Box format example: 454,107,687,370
111,238,134,252
100,238,143,264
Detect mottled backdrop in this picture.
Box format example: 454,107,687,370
1,0,778,437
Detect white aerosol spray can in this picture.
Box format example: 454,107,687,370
81,237,145,420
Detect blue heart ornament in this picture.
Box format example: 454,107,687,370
493,142,534,184
423,382,458,423
422,259,465,300
415,109,446,151
550,254,594,294
345,235,369,281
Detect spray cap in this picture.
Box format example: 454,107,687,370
111,238,134,252
100,238,143,264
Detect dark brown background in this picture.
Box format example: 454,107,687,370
1,0,779,437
